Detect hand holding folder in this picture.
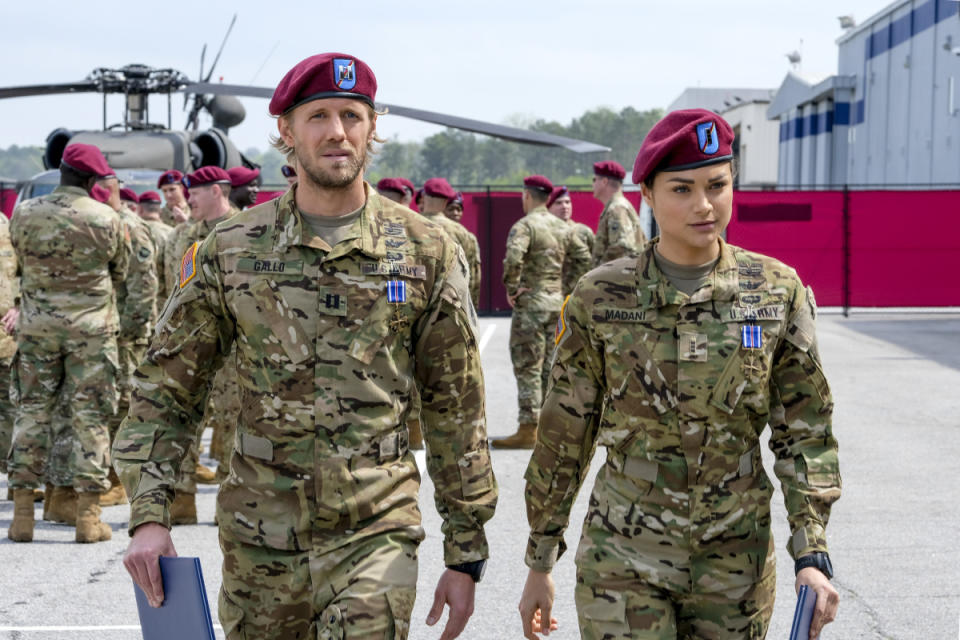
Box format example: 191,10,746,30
133,556,216,640
789,584,817,640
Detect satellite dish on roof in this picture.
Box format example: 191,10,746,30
786,51,802,67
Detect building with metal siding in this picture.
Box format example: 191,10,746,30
769,0,960,186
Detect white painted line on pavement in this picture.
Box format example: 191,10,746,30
478,323,496,354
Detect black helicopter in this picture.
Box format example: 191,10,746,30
0,17,609,179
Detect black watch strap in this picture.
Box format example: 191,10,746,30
794,552,834,579
447,560,486,583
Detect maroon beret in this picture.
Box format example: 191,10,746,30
183,166,232,189
89,183,112,204
269,53,377,115
376,177,406,195
547,185,569,209
523,175,553,193
632,109,734,185
396,178,415,196
593,160,626,181
157,170,184,188
139,190,162,204
280,164,297,178
227,166,261,187
61,144,114,179
449,191,464,206
119,187,139,203
422,177,456,200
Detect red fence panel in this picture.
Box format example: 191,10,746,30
727,191,846,306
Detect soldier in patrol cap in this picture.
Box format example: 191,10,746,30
227,166,261,211
6,143,129,543
491,175,590,450
518,109,841,639
157,170,191,226
117,52,497,640
547,185,594,296
591,159,646,266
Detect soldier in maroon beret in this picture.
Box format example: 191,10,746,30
280,164,298,187
591,159,645,266
119,187,140,214
443,191,464,223
420,177,481,303
157,170,190,226
226,167,261,210
120,52,496,640
546,186,595,296
518,109,841,640
376,177,407,204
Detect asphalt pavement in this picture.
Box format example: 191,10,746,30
1,313,958,639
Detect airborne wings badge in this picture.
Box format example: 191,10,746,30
179,242,198,288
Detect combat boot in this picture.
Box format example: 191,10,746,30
408,418,424,450
8,489,36,542
100,467,127,507
75,492,112,543
32,488,44,502
193,463,219,485
489,422,539,449
170,492,198,525
46,486,78,525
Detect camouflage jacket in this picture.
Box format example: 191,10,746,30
420,210,481,305
592,193,645,266
114,185,497,565
163,207,238,297
524,239,840,572
10,185,129,338
563,221,595,297
503,206,591,312
159,202,190,228
142,218,173,312
116,208,159,345
0,216,18,362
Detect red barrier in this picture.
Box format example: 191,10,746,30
254,185,960,310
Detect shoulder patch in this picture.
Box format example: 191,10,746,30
179,242,199,288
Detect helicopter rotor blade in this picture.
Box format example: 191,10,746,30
0,82,99,100
181,82,273,99
204,13,237,83
380,104,611,153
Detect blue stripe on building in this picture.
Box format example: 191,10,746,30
866,0,959,60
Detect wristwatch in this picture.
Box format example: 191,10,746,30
795,552,834,579
447,560,487,583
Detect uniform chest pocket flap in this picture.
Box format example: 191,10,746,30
248,279,312,365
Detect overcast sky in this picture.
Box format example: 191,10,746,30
1,0,888,153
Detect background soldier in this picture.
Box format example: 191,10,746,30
397,178,416,209
157,170,190,226
420,177,481,305
162,166,240,522
119,187,140,214
519,111,841,639
6,143,129,543
0,214,18,500
492,175,590,450
547,185,594,296
376,177,407,204
591,160,645,266
227,166,261,211
117,52,497,640
137,191,173,304
280,163,297,187
444,191,464,223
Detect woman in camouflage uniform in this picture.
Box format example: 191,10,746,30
518,110,841,640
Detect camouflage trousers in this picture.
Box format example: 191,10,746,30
176,350,240,494
509,308,559,424
0,359,14,474
6,333,118,493
218,530,418,640
42,340,142,487
572,463,776,639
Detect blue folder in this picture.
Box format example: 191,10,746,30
133,556,216,640
789,584,818,640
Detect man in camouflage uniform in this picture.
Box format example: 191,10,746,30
444,191,464,223
117,53,496,640
7,144,128,543
547,185,594,296
591,160,645,266
492,176,590,450
0,213,18,500
227,166,261,212
137,191,173,306
161,167,240,519
375,177,407,204
157,170,190,227
519,110,841,639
